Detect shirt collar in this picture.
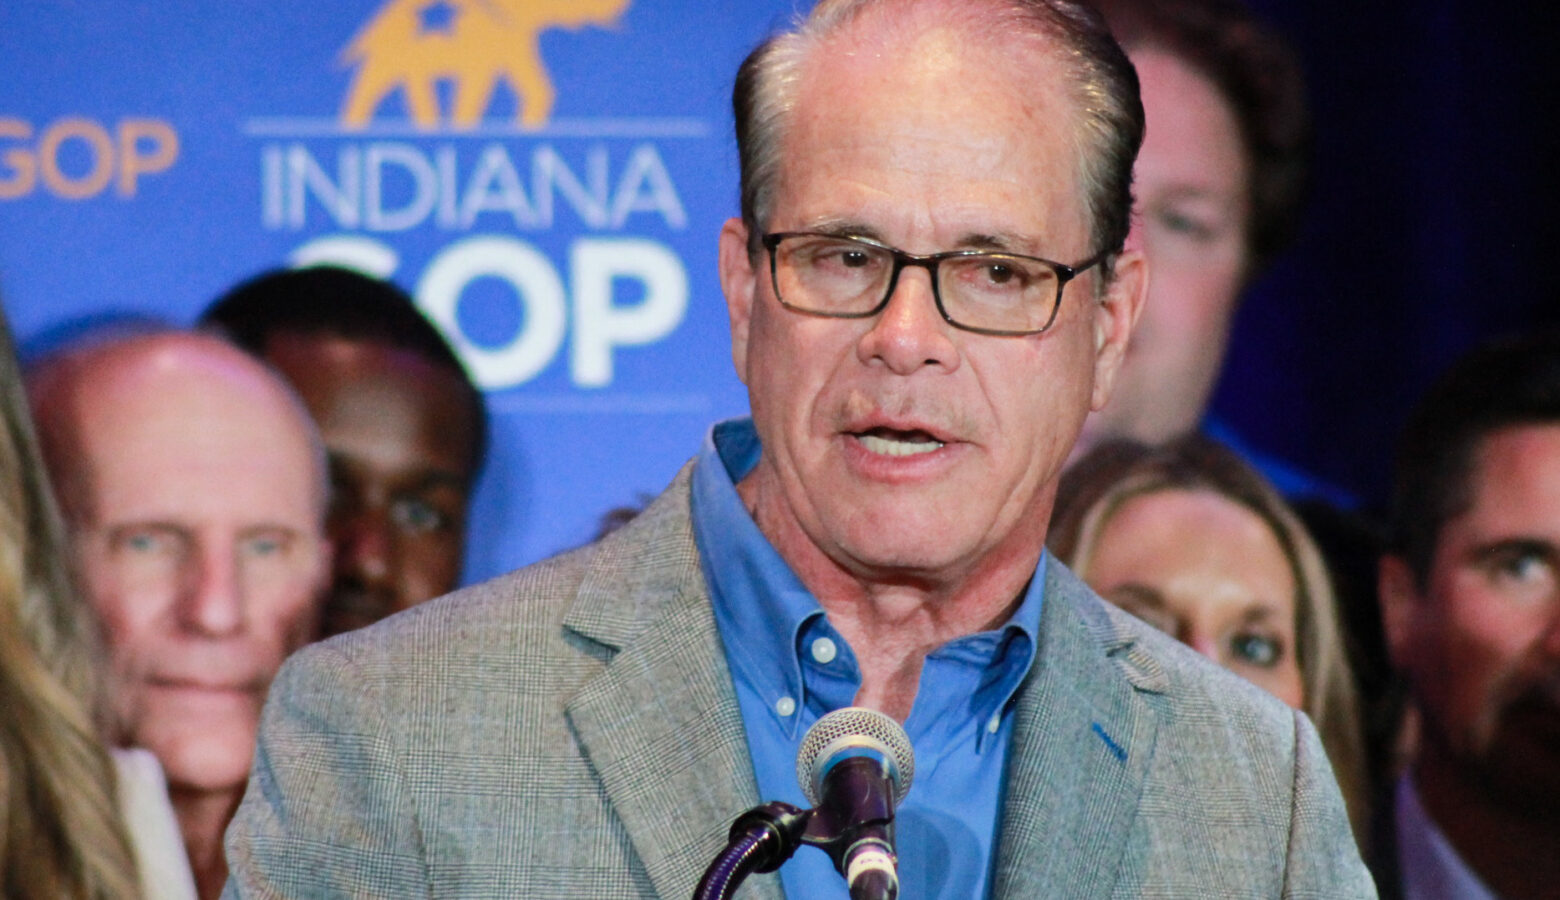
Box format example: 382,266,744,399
691,417,1044,744
1395,773,1500,900
692,419,821,738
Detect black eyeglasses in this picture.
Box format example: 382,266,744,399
761,231,1108,336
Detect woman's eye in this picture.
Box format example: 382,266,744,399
1230,632,1282,668
1103,587,1177,636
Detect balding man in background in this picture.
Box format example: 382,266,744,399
199,266,486,638
28,332,330,900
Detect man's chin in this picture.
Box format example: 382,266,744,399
322,585,402,635
1474,692,1560,820
829,526,998,586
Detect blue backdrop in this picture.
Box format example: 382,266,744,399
3,1,1555,586
1,0,807,583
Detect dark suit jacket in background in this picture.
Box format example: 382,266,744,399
223,466,1375,898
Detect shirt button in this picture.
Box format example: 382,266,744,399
987,714,1001,734
811,637,838,664
775,696,797,717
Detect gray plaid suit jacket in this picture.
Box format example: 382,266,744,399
224,466,1375,898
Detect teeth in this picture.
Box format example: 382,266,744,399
860,433,944,457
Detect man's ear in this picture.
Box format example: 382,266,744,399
718,217,757,387
313,533,334,594
1378,554,1422,669
1088,247,1148,412
304,532,333,640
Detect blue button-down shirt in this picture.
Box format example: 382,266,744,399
690,418,1043,899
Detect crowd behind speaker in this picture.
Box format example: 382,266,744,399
1,0,1555,898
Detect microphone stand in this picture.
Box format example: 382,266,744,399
693,803,810,900
695,769,901,900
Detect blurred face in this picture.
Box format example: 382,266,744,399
69,353,328,794
1077,50,1251,457
720,24,1144,588
1382,425,1560,814
263,333,477,637
1083,488,1304,707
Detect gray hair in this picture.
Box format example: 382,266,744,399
732,0,1144,266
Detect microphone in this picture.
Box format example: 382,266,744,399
795,707,915,900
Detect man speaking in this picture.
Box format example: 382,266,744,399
225,0,1371,896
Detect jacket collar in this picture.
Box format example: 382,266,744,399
990,559,1165,897
562,466,784,899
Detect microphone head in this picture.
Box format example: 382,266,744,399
797,706,915,807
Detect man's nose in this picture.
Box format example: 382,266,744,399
334,508,394,589
855,267,960,375
180,545,244,636
1540,598,1560,659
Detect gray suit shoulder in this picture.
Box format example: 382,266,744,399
227,475,707,899
1101,590,1304,742
1051,566,1375,896
297,539,603,674
290,463,703,686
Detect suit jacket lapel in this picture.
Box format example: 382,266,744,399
558,474,1165,899
992,561,1166,897
561,471,784,900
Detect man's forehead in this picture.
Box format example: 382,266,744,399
83,447,322,519
776,23,1087,251
263,330,441,378
77,387,320,517
1466,424,1560,505
1435,424,1560,556
82,374,296,452
799,10,1071,115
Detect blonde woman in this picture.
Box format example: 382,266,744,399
0,304,191,898
1050,435,1368,837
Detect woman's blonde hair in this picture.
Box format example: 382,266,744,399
1050,435,1367,836
0,304,140,898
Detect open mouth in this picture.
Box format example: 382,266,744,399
857,427,945,457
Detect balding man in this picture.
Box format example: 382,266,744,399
199,266,487,638
225,1,1370,897
29,332,330,900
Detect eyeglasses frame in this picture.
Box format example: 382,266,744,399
761,231,1111,337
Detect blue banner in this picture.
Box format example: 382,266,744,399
1,0,801,579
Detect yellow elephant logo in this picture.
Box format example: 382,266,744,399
340,0,631,131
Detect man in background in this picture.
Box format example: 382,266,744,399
1084,0,1401,804
28,331,331,899
1077,0,1348,504
201,266,486,636
1377,333,1560,899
